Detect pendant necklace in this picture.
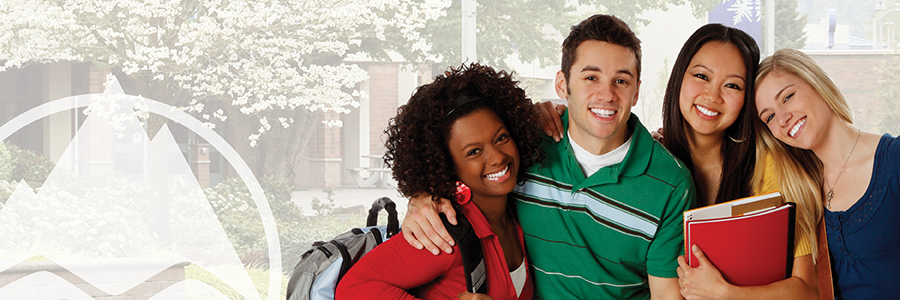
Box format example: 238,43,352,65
826,128,862,209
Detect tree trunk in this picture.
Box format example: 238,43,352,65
118,72,187,139
260,109,318,183
118,71,321,185
222,104,264,178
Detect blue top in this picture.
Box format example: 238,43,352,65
825,134,900,300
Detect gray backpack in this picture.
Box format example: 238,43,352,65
285,197,486,300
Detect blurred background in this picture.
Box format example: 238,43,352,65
0,0,898,298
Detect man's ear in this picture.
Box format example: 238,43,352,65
555,70,568,100
631,80,641,107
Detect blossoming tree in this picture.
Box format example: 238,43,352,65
0,0,450,180
0,0,719,182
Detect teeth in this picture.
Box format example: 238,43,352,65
485,165,509,179
789,118,806,137
591,108,615,118
695,105,720,117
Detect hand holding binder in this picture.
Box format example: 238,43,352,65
677,245,730,298
682,192,796,287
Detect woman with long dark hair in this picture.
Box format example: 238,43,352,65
667,24,819,300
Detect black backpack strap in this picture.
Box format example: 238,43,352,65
441,211,487,294
368,197,400,238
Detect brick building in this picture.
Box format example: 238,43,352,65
805,50,900,133
296,63,431,189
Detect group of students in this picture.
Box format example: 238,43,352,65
334,14,899,300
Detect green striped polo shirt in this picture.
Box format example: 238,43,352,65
511,113,696,299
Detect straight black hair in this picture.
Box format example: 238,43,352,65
661,23,761,205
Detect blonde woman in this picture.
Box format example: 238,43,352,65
752,48,900,299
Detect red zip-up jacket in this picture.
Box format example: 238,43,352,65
336,199,533,300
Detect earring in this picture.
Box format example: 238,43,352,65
728,134,745,143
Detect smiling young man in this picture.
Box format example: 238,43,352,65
401,14,696,299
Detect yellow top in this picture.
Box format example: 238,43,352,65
753,153,812,257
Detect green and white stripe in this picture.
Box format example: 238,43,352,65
516,177,659,241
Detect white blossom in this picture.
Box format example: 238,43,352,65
322,119,342,128
258,117,271,133
248,133,260,147
278,117,290,129
213,109,227,122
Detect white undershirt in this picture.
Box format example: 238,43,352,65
568,132,632,177
509,259,527,297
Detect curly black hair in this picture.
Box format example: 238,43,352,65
383,63,544,202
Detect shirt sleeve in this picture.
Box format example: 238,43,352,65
646,172,697,278
335,231,460,300
753,152,780,195
794,229,813,257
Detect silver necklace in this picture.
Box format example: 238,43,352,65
826,128,862,209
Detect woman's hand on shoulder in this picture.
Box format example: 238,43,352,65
401,193,456,255
535,100,566,142
651,127,665,143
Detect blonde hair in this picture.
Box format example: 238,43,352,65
751,48,848,260
751,127,824,260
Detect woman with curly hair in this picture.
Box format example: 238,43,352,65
335,63,542,300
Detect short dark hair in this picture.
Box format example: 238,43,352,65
560,14,642,82
383,63,544,201
661,23,761,205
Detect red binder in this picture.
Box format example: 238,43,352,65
683,192,795,286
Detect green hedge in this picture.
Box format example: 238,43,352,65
205,176,365,272
0,142,54,204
